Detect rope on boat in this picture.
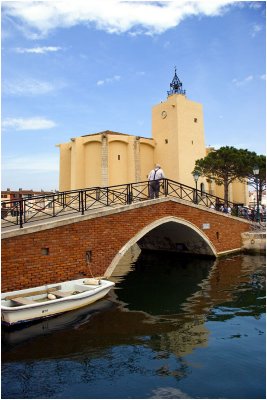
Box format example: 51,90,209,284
85,254,101,285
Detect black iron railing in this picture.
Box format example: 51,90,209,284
1,178,243,229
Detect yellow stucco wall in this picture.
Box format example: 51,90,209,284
152,94,206,188
140,141,155,181
84,140,102,188
108,139,129,186
152,98,179,180
231,179,249,205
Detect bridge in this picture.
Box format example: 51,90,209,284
1,179,252,293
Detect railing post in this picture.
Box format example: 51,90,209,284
14,203,18,225
127,184,132,204
106,188,109,206
164,179,168,196
84,189,87,211
23,200,27,224
53,194,56,216
80,190,84,215
19,200,23,228
193,188,196,204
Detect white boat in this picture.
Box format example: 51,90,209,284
2,299,115,348
1,278,115,326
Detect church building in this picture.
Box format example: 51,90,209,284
57,70,248,205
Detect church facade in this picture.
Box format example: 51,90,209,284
57,70,248,205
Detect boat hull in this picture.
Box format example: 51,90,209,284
1,279,114,326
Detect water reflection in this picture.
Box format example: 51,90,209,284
2,251,265,399
116,251,214,316
2,299,115,352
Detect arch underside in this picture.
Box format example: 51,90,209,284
137,221,215,256
105,216,217,277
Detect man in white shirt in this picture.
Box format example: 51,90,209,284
148,164,165,199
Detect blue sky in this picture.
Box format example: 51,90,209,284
1,0,266,191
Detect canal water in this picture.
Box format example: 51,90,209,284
1,250,266,399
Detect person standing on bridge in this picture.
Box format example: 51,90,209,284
148,163,165,199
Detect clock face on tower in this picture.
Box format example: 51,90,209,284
161,111,167,119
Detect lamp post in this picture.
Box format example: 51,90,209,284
193,170,200,204
253,165,260,222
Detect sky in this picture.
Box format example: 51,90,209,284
1,0,266,191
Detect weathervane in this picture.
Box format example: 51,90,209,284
167,66,186,96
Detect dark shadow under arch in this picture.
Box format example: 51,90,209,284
105,216,216,277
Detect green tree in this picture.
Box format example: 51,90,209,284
247,154,266,203
193,146,257,204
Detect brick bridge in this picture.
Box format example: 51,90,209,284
1,197,251,293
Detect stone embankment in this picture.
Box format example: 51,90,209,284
241,225,266,254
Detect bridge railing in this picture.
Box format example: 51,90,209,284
1,178,243,229
163,179,238,209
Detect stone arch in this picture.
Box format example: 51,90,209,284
105,216,217,277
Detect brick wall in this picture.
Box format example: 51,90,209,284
1,201,250,293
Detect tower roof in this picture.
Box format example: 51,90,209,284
167,67,186,97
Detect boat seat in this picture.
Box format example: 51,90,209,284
11,297,36,305
50,290,72,298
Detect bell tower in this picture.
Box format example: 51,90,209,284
167,67,186,96
152,68,206,187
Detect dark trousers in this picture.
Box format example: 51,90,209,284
149,180,160,199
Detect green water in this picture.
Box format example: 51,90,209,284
1,252,266,399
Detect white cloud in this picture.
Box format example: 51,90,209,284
2,117,57,131
3,78,64,95
232,74,266,87
136,71,146,76
2,154,59,172
163,40,171,48
97,75,121,86
2,1,236,37
249,2,263,10
232,75,254,87
251,23,263,37
15,46,62,54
